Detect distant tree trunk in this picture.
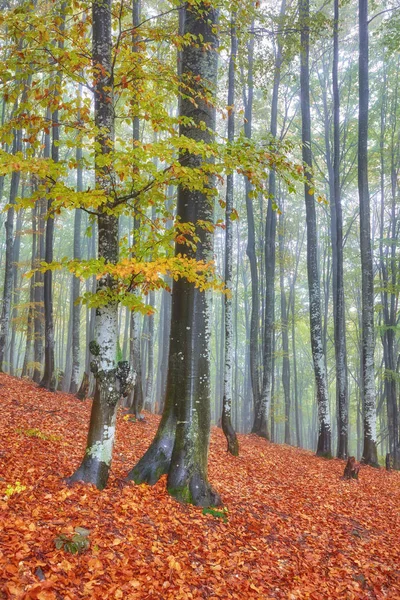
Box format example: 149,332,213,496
80,227,96,398
332,0,348,459
127,0,144,418
242,23,261,428
9,208,24,375
156,285,171,414
129,287,144,416
22,203,37,378
358,0,378,467
221,12,239,457
270,325,276,442
33,197,46,383
257,0,286,438
128,1,220,506
68,0,119,489
144,289,155,411
291,284,301,447
0,123,21,372
279,210,291,445
41,3,66,389
70,85,83,394
299,0,331,457
39,101,56,391
378,59,399,468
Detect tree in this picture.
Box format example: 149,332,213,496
332,0,348,459
358,0,378,467
257,0,287,439
128,0,221,506
221,11,239,457
299,0,331,457
68,0,120,489
69,84,83,395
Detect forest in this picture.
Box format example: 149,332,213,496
0,0,399,598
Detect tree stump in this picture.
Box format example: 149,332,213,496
343,456,360,480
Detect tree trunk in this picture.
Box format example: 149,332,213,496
68,0,119,489
221,12,239,457
279,210,291,445
22,202,37,378
144,289,155,411
33,197,46,383
39,101,55,391
128,1,220,507
242,24,261,429
257,0,287,438
299,0,331,457
70,84,83,394
358,0,378,467
9,207,24,375
332,0,348,459
0,124,21,371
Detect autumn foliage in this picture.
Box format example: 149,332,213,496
0,373,399,599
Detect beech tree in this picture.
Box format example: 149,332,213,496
358,0,378,466
221,11,239,457
332,0,348,460
128,0,221,506
68,0,120,488
299,0,331,457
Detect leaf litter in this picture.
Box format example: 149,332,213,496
0,373,399,599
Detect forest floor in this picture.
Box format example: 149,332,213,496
0,373,399,600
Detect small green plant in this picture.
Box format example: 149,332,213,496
55,527,90,555
4,481,26,498
16,428,61,442
202,507,228,523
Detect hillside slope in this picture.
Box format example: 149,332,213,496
0,373,399,599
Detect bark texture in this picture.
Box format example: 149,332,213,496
221,12,239,457
358,0,378,467
332,0,348,459
300,0,331,457
68,0,120,489
128,2,220,507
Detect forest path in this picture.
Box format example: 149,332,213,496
0,372,399,599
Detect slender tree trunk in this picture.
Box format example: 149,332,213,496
39,100,55,391
221,12,239,456
299,0,331,456
68,0,120,489
0,124,21,371
279,210,291,445
291,282,302,447
33,197,46,383
70,85,83,394
128,0,144,418
40,4,65,390
242,25,261,427
358,0,378,466
144,289,155,411
157,285,171,414
332,0,348,459
22,203,37,378
9,208,24,375
257,0,287,437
